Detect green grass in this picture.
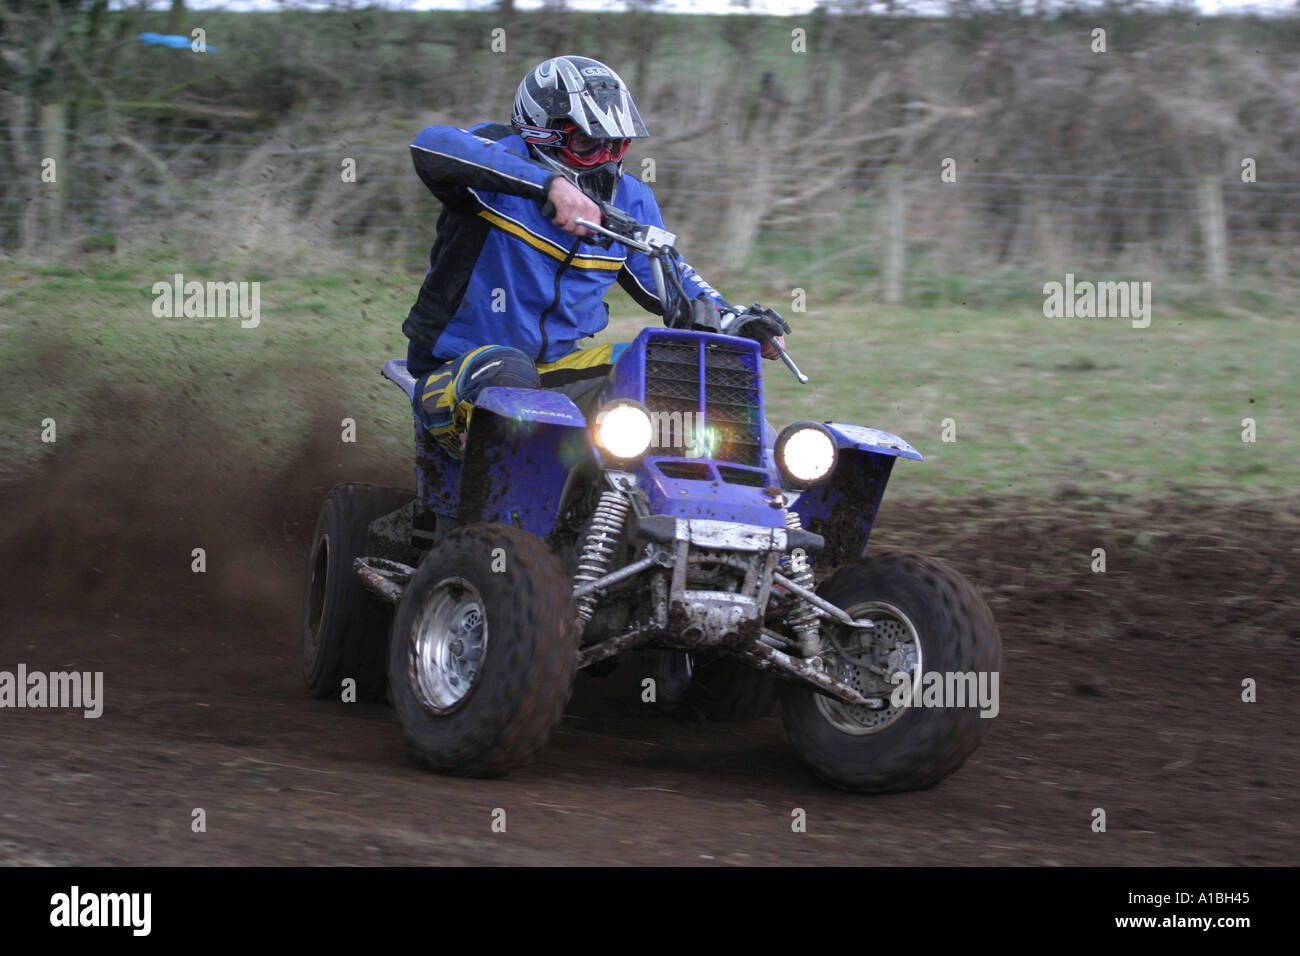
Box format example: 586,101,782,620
2,253,1295,502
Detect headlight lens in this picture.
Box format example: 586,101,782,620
775,423,837,486
593,400,654,460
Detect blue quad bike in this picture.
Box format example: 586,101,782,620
302,206,1000,793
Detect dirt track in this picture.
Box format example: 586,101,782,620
1,423,1296,866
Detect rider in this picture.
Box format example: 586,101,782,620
403,54,785,456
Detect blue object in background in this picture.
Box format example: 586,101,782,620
138,33,218,53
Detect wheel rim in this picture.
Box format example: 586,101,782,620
814,601,922,735
408,577,487,714
306,533,329,649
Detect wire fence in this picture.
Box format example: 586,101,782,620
5,123,1299,304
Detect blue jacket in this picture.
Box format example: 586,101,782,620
402,122,727,375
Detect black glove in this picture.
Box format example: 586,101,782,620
722,304,792,344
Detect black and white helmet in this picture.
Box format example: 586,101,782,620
512,55,648,143
512,55,649,202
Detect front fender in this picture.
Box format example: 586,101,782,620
821,422,922,461
472,385,591,428
789,422,922,565
458,387,596,536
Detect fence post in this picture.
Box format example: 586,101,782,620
882,164,905,304
1198,176,1228,293
39,103,67,247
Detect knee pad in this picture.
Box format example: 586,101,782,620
454,346,541,404
416,346,540,457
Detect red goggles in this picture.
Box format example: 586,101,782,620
556,123,630,167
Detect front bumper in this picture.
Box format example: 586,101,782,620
625,515,824,646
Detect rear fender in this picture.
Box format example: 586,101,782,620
789,423,922,565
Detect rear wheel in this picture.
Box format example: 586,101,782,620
388,523,577,777
779,552,1001,793
302,483,414,701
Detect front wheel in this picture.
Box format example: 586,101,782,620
388,523,577,777
779,552,1001,793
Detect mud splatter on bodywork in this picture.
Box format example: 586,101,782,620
791,424,922,566
457,387,595,535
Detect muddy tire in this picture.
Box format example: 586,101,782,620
302,483,414,701
388,523,577,777
656,652,778,721
779,552,1001,793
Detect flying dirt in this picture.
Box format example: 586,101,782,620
0,386,1295,865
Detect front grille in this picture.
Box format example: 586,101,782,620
702,345,762,466
644,337,762,466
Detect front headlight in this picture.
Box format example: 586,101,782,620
775,422,837,487
593,399,654,460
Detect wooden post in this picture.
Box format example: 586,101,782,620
1198,176,1228,292
882,164,905,304
40,102,67,247
168,0,186,34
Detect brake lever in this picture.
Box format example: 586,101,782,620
541,197,632,248
725,306,807,384
574,220,615,248
770,337,809,384
748,305,806,383
574,217,641,250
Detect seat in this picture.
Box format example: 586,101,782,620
382,358,418,400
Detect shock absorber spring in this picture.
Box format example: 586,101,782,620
574,489,631,627
783,509,821,657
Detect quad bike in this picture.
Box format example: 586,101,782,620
302,203,1000,793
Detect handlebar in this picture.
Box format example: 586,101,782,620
544,199,675,255
540,196,807,383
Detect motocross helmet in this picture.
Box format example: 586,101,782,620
511,55,649,204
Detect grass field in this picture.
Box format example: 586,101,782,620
1,252,1294,502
